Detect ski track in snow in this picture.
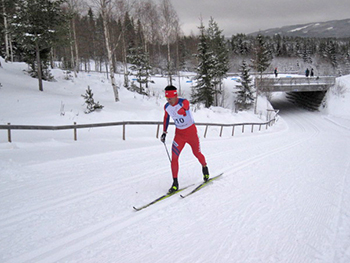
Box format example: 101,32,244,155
1,100,350,262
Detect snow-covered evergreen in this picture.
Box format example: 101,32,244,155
81,86,104,114
235,60,255,111
192,22,216,108
192,19,229,108
127,47,152,95
11,0,67,91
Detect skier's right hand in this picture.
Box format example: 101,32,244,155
160,132,167,143
177,107,187,116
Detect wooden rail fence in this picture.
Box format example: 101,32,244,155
0,113,278,143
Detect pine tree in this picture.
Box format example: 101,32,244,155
345,52,350,75
81,86,104,114
235,60,254,111
87,8,97,64
11,0,68,91
127,47,152,96
192,22,216,108
94,14,107,72
251,34,271,76
207,17,229,106
326,40,338,73
302,43,312,63
124,12,136,60
251,34,271,113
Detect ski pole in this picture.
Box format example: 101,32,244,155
163,142,172,163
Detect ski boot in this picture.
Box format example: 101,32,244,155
202,166,210,182
168,178,179,194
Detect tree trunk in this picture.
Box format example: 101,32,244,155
167,41,172,85
101,4,119,102
69,26,76,75
2,0,10,61
176,37,181,94
69,18,78,77
122,27,129,88
9,34,13,62
35,41,43,92
50,49,55,69
72,17,79,75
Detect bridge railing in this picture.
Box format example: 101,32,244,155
256,76,336,92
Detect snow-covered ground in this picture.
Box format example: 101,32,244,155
1,56,350,262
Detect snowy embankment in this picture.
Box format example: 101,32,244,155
1,57,350,262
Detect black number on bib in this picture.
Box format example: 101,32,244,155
175,118,185,124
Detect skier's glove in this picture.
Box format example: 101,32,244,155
160,132,167,143
177,107,187,116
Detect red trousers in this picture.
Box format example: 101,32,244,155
171,124,206,178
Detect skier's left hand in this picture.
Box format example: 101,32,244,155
160,132,167,143
177,107,187,116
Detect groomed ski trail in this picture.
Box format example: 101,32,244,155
1,98,350,262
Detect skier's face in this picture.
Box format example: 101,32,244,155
166,96,177,106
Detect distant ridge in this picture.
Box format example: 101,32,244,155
249,18,350,38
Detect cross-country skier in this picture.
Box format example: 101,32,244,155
160,85,209,193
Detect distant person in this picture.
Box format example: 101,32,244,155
305,68,310,77
161,85,210,193
274,68,278,77
310,68,314,77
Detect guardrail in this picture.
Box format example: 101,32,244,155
256,76,336,92
0,112,279,143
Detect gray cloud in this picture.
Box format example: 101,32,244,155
169,0,350,36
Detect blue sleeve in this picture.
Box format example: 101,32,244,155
163,103,170,132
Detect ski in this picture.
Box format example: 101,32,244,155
133,184,193,211
180,173,223,198
133,173,223,210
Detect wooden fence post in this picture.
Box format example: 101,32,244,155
204,125,208,138
74,122,77,141
156,124,160,138
251,124,254,133
123,124,126,140
7,123,11,143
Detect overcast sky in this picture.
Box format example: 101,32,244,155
169,0,350,36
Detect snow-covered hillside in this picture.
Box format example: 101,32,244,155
250,18,350,38
1,57,350,263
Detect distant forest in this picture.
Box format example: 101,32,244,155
1,0,350,77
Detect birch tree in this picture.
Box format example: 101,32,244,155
2,0,10,60
66,0,83,77
92,0,119,101
159,0,179,85
133,0,161,66
1,0,16,62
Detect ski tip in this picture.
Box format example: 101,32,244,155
209,172,224,180
133,206,140,211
